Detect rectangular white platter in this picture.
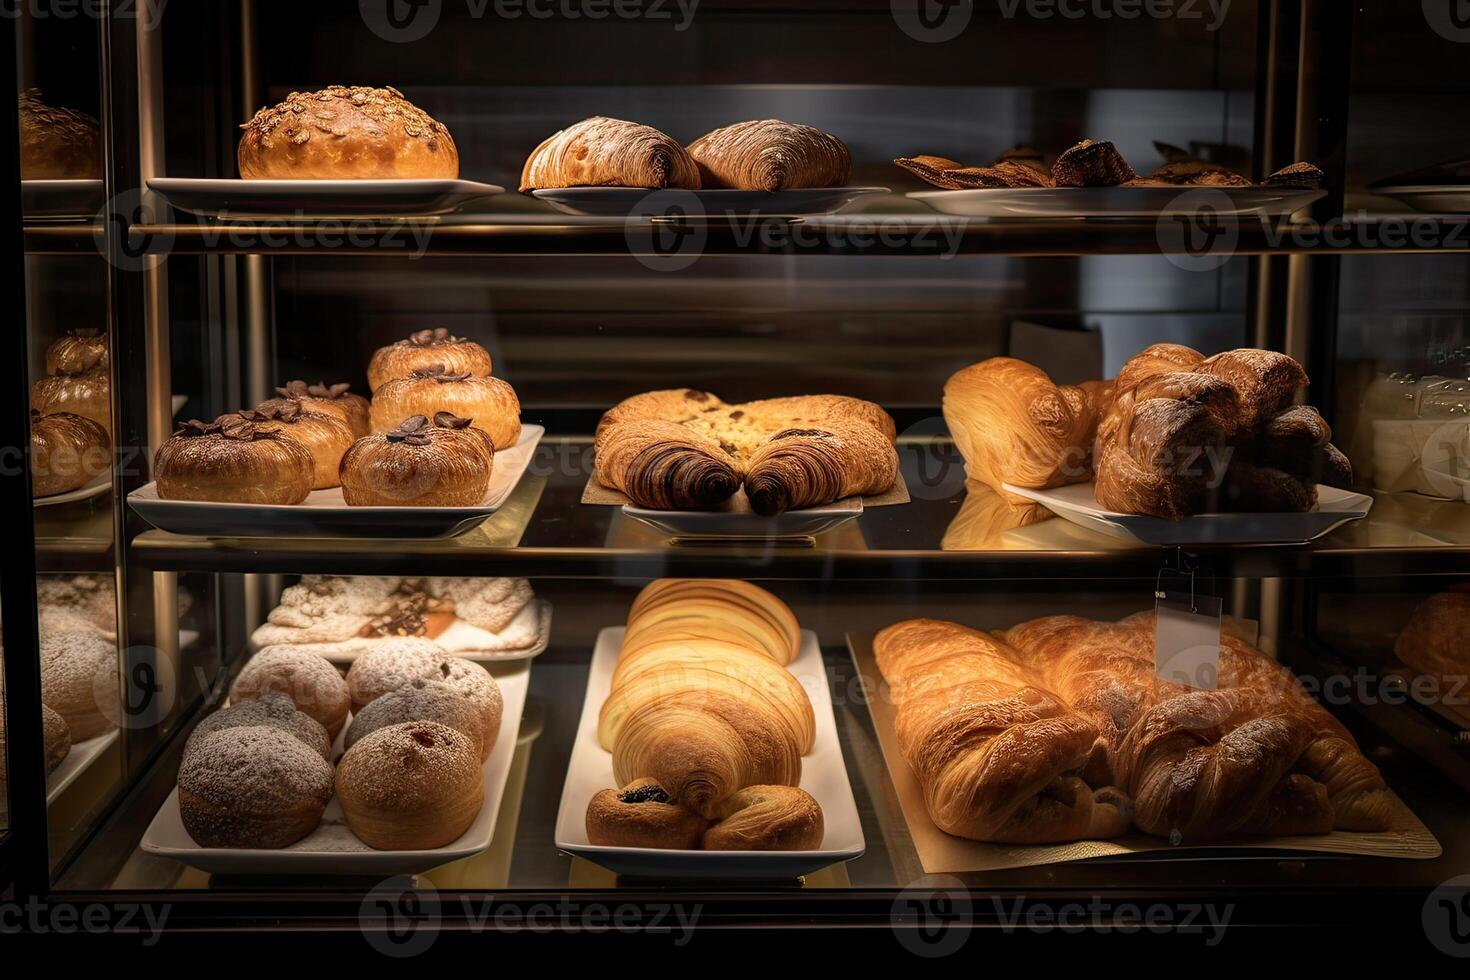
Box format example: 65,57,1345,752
1003,481,1373,546
149,177,506,218
532,186,889,218
140,660,529,876
554,627,865,879
910,186,1324,218
622,495,862,539
128,424,542,539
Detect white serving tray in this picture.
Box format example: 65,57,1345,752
149,177,506,218
47,729,119,804
910,186,1324,218
1371,185,1470,214
21,178,105,217
554,627,865,879
34,471,111,507
128,424,542,538
140,661,529,875
1002,481,1373,545
302,600,553,665
532,186,889,217
622,496,862,539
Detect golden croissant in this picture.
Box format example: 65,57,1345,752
520,116,700,192
686,119,850,191
599,581,814,818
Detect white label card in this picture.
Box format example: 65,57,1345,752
1155,591,1223,690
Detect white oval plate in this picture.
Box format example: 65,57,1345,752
149,177,507,218
532,186,890,217
1371,185,1470,215
34,471,111,507
910,186,1324,218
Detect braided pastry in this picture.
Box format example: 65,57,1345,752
520,116,699,191
687,119,850,191
595,389,898,514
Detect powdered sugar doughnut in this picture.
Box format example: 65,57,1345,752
230,648,350,738
187,692,332,762
178,725,334,848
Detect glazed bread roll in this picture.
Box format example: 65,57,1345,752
586,778,711,849
345,676,499,761
701,785,824,850
595,388,897,514
178,725,335,848
227,406,354,491
19,89,101,180
30,411,110,498
30,366,110,436
1394,591,1470,722
45,328,109,376
154,415,315,505
943,358,1109,515
238,86,457,180
1002,612,1394,840
367,328,492,392
185,693,332,763
336,721,484,850
686,119,851,191
370,366,522,449
229,648,351,739
39,631,118,742
874,619,1131,843
258,380,371,439
520,116,700,191
339,413,494,506
599,580,813,817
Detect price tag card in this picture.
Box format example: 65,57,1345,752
1155,591,1223,690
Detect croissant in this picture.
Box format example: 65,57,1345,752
1394,591,1470,722
874,619,1132,843
943,358,1109,515
687,119,850,192
701,785,824,850
595,389,898,513
599,581,814,818
259,380,371,438
370,365,521,449
30,366,111,436
1001,612,1394,840
339,413,493,506
233,405,355,490
45,328,109,376
366,328,492,392
623,578,801,667
743,419,899,516
154,415,314,504
520,116,700,192
30,410,109,497
594,418,742,511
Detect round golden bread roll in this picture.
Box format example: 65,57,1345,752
238,85,457,180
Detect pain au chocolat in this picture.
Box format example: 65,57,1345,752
258,380,371,438
339,413,494,507
367,328,492,392
238,85,458,180
369,365,521,450
153,414,314,504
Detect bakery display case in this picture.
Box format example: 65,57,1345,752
4,0,1470,952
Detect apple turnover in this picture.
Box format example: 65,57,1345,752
686,119,851,192
154,415,314,504
520,116,700,191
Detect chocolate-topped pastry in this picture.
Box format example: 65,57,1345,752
44,328,109,376
366,327,492,392
236,403,355,490
258,379,371,438
339,413,495,506
153,414,314,504
370,363,521,449
30,409,109,498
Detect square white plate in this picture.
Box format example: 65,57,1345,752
149,177,506,218
622,495,862,539
554,627,865,879
128,424,542,538
140,660,529,876
910,186,1324,218
1002,481,1373,545
532,186,889,217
